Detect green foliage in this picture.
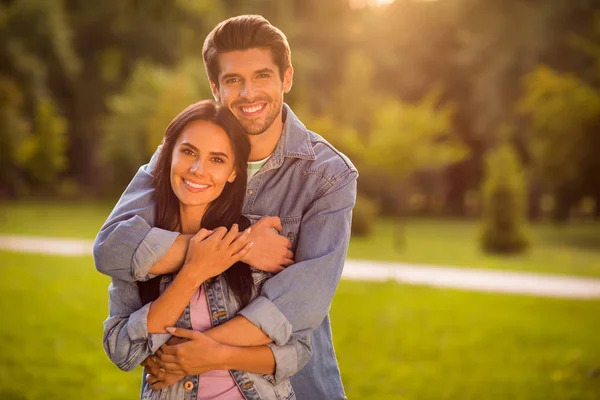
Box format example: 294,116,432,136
351,195,379,237
364,90,468,180
332,50,380,135
518,66,600,189
480,138,530,254
101,59,212,189
0,76,30,194
21,97,68,191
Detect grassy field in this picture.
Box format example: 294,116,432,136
1,250,599,399
348,219,600,277
1,201,600,277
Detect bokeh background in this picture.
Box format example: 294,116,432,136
1,0,600,399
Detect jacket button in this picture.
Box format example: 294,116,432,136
247,189,253,195
184,381,194,390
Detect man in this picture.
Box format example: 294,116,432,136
95,15,357,399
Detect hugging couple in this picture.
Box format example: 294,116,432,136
95,14,357,400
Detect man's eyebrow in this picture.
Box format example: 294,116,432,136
221,68,276,81
221,72,241,81
255,67,276,75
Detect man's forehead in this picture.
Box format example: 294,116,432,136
217,48,277,77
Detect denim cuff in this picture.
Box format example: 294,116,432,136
126,302,172,353
265,342,298,383
132,228,180,281
238,296,292,346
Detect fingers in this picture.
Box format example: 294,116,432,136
159,344,177,355
192,228,213,243
232,241,254,262
211,226,228,240
146,373,161,385
156,352,178,364
229,227,251,255
222,223,240,246
258,216,282,232
161,362,185,375
285,249,294,260
280,257,293,268
166,326,196,339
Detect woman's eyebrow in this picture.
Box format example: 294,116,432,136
180,141,199,152
210,151,229,159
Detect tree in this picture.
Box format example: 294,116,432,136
518,66,600,219
101,59,211,191
480,135,530,254
0,76,30,196
21,97,68,191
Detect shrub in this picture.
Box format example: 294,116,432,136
480,141,530,254
352,195,379,237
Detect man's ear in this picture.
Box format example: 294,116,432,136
227,170,237,183
210,80,220,102
283,66,293,93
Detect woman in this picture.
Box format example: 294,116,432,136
102,100,296,399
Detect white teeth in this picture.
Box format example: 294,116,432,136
184,179,208,189
242,104,264,113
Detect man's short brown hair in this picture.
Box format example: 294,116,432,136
202,15,292,87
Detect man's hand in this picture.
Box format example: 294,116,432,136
242,216,294,273
141,343,186,391
143,361,184,390
155,327,226,376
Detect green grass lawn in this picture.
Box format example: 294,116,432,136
349,219,600,277
0,200,113,239
1,201,600,277
1,251,599,399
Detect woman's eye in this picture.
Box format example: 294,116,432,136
211,157,225,163
182,148,195,156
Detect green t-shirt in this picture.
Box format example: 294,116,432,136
247,154,271,182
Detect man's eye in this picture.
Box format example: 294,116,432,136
225,78,240,84
257,73,270,79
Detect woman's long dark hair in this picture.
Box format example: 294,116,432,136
138,100,254,308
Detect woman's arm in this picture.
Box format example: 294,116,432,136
148,227,252,333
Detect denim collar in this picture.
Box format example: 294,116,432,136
262,104,316,173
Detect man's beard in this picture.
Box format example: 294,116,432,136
236,98,282,136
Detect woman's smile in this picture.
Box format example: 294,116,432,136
182,178,211,193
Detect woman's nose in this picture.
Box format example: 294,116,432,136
190,160,205,175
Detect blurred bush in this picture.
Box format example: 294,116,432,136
352,195,379,237
21,97,68,192
480,136,530,254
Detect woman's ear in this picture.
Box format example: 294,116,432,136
227,170,237,183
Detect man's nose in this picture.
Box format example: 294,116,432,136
240,81,257,99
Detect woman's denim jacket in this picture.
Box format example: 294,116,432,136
103,267,297,400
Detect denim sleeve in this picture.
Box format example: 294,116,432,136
238,170,358,346
93,148,179,282
102,278,172,371
264,330,312,383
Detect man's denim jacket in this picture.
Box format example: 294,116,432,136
104,269,296,399
94,104,358,400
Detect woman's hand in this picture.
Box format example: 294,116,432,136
182,224,253,284
155,327,225,376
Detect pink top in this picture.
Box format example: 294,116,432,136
190,286,244,400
